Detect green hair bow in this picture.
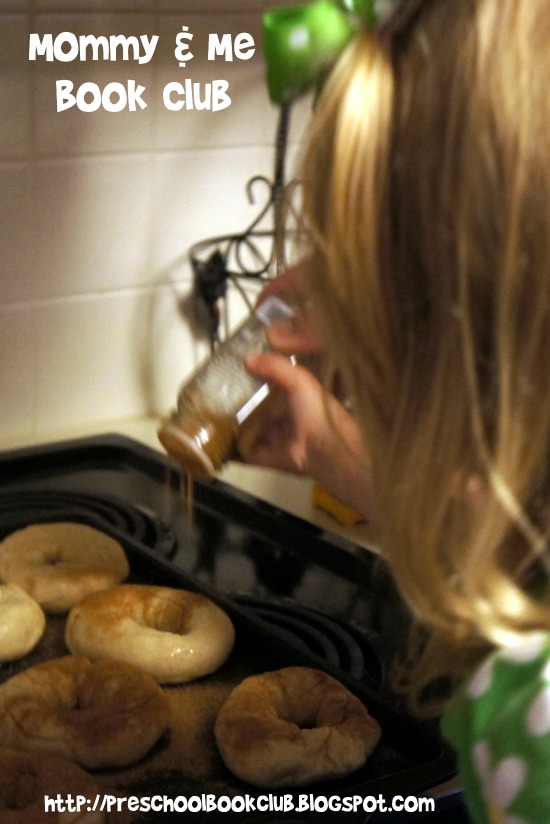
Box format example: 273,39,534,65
263,0,399,105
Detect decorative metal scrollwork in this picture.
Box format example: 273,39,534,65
189,104,301,347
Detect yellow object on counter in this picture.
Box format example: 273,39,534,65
312,482,366,526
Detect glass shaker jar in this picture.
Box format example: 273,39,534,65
157,296,294,480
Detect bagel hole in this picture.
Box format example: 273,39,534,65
154,613,188,634
152,600,189,634
285,709,318,731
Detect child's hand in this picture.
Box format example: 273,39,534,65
257,262,321,356
237,353,327,475
238,351,377,523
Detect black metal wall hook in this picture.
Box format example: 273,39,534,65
189,104,301,347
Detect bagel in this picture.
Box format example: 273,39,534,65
214,666,382,787
0,584,46,662
0,655,169,770
65,584,235,684
0,522,129,613
0,747,105,823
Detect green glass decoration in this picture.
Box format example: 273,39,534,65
263,1,354,105
263,0,396,104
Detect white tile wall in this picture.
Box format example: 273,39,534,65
0,1,311,441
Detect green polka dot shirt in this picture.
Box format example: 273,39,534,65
442,632,550,824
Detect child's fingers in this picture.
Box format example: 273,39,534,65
244,352,302,393
267,318,320,355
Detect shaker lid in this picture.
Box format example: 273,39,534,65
157,420,217,481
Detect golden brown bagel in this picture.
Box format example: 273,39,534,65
0,747,105,823
214,666,381,787
0,655,169,770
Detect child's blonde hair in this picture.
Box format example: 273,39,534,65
302,0,550,704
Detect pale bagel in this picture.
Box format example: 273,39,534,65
0,584,46,662
65,584,235,684
0,522,129,613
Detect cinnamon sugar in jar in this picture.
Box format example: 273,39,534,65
158,296,294,481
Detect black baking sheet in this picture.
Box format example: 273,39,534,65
0,436,457,821
0,434,412,665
